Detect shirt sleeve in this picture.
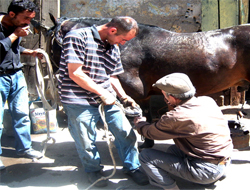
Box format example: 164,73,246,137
63,32,86,65
135,109,198,140
0,37,12,51
135,114,179,140
19,46,25,53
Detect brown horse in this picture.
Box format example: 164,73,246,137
118,24,250,100
38,16,250,105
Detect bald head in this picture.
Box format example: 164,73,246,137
106,16,139,36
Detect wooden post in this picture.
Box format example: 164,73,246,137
201,0,219,31
219,0,239,29
38,0,60,50
239,0,249,24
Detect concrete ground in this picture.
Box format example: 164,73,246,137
1,106,250,190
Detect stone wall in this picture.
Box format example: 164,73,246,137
60,0,202,32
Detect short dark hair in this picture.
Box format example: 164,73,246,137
106,16,139,36
8,0,38,15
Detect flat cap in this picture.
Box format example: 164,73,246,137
152,73,195,95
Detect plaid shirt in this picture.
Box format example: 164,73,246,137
58,25,124,105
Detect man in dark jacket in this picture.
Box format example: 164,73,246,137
134,73,233,190
0,0,43,170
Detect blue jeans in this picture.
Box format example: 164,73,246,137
0,70,32,155
139,145,229,189
63,103,140,173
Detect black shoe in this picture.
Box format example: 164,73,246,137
17,148,43,159
219,174,227,181
125,169,149,186
87,171,108,187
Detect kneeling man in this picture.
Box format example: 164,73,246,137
134,73,233,190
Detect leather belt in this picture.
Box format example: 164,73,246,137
0,68,22,75
204,157,231,165
93,97,103,104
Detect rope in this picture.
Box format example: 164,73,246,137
34,49,57,156
86,101,125,190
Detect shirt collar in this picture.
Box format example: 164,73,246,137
91,25,115,51
91,25,102,41
0,12,6,32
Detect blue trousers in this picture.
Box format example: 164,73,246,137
0,70,32,155
62,103,140,173
139,145,229,189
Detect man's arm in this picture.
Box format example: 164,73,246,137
8,26,30,43
21,48,43,59
0,26,30,52
8,26,34,44
68,63,106,96
68,63,116,105
133,117,177,141
110,75,138,107
1,25,43,59
110,75,127,99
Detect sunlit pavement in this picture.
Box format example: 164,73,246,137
1,107,250,190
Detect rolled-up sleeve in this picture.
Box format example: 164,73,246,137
19,46,25,53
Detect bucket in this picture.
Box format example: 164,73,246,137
29,101,58,134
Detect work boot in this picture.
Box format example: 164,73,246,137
87,171,108,187
125,168,149,186
17,148,43,159
0,158,6,170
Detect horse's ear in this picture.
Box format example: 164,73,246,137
49,12,58,26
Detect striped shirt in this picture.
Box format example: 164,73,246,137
58,25,124,105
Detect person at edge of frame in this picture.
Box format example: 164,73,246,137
0,0,44,171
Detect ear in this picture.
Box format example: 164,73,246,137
9,11,16,18
109,27,117,35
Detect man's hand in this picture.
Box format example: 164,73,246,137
14,26,31,37
9,26,31,43
100,90,116,105
31,49,44,59
120,95,139,108
133,116,147,125
21,48,43,59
